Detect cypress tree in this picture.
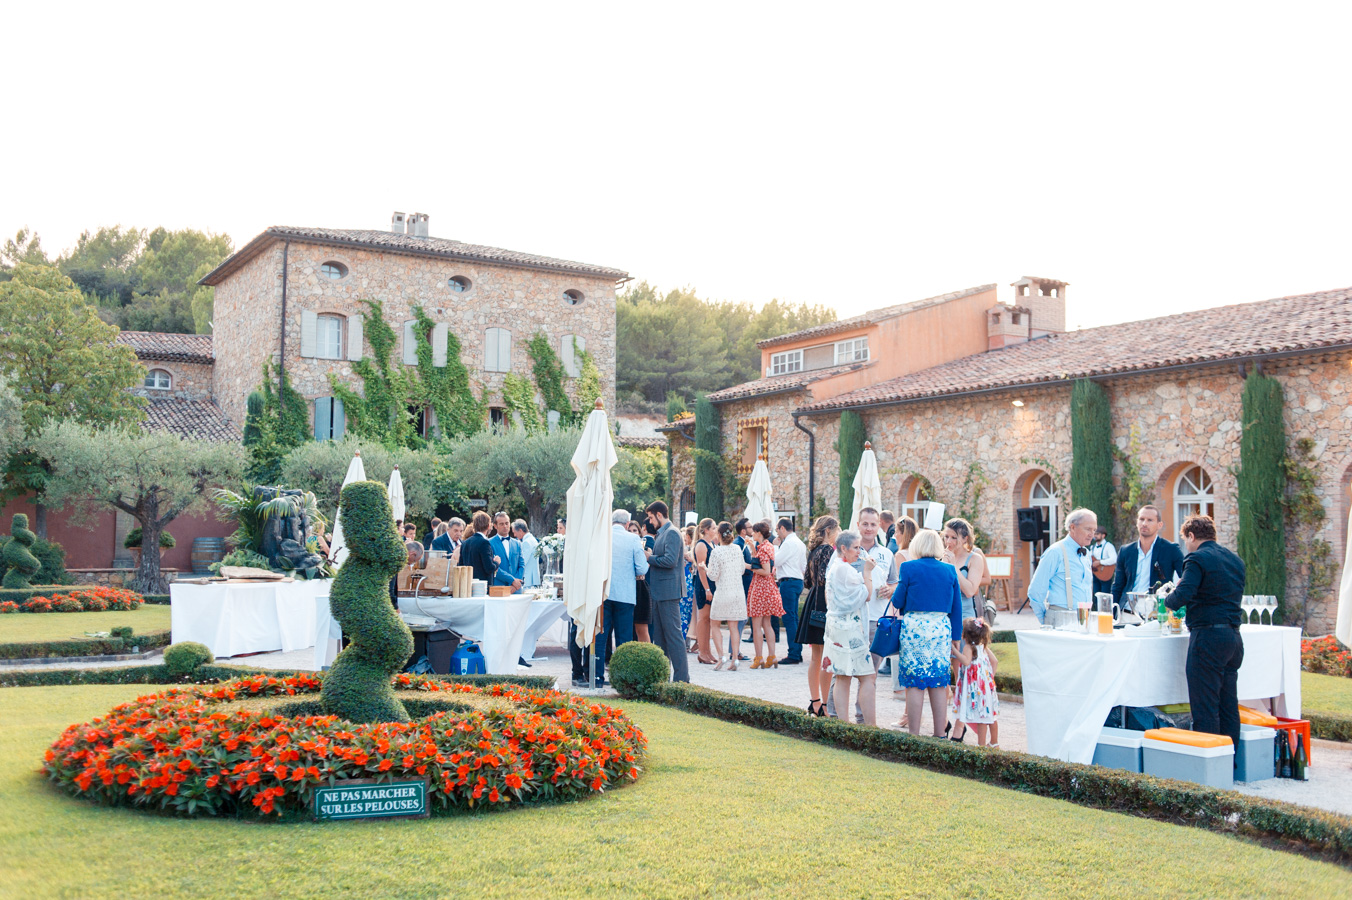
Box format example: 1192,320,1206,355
694,395,723,521
1070,379,1114,540
1237,373,1287,616
837,411,865,523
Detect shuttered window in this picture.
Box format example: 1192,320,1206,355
485,328,512,372
313,396,346,441
561,334,585,377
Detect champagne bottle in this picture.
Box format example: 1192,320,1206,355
1293,735,1308,782
1278,734,1293,778
1273,731,1283,778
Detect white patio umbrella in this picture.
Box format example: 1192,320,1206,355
327,450,367,569
744,456,775,525
563,399,618,685
1336,503,1352,647
388,465,406,524
848,441,882,532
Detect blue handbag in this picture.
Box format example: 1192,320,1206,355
870,612,902,658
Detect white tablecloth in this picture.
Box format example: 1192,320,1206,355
171,579,330,658
314,591,339,670
397,595,537,674
520,601,568,658
1018,624,1302,764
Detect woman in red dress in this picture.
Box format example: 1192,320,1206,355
747,520,786,668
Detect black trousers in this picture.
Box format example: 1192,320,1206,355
1185,625,1245,750
568,620,604,684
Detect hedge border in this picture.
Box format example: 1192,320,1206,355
0,589,168,605
0,630,171,660
641,681,1352,864
0,663,558,690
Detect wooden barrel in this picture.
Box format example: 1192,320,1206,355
191,537,227,574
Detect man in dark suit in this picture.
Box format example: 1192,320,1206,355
430,517,464,556
1164,515,1245,749
1112,505,1185,606
644,500,690,683
458,511,497,584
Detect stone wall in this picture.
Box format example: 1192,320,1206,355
132,360,214,402
211,241,618,432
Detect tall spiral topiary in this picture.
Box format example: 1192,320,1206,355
2,514,41,589
320,481,414,723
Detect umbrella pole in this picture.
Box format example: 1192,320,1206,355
588,606,603,688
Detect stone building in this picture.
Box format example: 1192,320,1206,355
199,214,628,436
665,280,1352,634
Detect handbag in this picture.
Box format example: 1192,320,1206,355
870,612,902,658
808,608,827,628
980,594,998,627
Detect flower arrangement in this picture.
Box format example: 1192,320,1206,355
1301,635,1351,678
535,533,565,559
1,587,143,614
43,673,646,818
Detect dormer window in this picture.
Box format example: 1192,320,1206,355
834,337,869,365
770,349,802,375
145,369,171,390
320,261,348,280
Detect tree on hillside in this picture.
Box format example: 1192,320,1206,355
38,423,245,593
57,226,144,307
0,264,147,536
132,227,232,334
0,228,51,279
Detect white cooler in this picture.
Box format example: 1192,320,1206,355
1092,727,1144,773
1142,730,1234,790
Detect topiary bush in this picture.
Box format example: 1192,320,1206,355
124,527,176,550
163,641,215,675
2,515,41,589
320,480,414,723
0,535,72,586
608,641,672,698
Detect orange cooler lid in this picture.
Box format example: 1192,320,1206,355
1238,706,1278,727
1143,727,1232,748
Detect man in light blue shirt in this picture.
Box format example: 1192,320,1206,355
601,509,649,681
489,512,524,592
514,520,540,589
1026,508,1097,624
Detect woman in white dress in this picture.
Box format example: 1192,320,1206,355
824,530,877,726
705,521,750,670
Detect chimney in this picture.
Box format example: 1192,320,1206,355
391,211,408,234
1010,276,1067,336
408,212,429,238
987,303,1031,350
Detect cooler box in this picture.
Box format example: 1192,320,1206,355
1142,728,1234,790
1235,724,1275,783
1092,727,1144,773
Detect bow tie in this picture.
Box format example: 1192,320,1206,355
1076,547,1087,556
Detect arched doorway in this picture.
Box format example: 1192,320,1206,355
1172,465,1214,533
679,488,695,527
1027,472,1058,574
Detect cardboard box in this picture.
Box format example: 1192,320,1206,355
487,585,513,598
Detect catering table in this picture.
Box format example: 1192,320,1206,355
395,595,564,675
171,579,330,658
1017,624,1302,764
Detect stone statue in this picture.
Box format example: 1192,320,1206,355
253,486,324,572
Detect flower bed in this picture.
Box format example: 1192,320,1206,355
1302,635,1352,678
0,587,143,614
43,673,646,818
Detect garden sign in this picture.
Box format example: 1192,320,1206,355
313,778,429,821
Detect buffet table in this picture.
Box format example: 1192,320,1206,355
171,579,330,658
1017,624,1302,764
395,595,565,675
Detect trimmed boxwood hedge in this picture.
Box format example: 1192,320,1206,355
0,629,171,660
0,663,558,690
646,682,1352,862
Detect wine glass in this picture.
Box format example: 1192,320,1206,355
1241,595,1255,625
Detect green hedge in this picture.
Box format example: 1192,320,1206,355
0,629,171,660
0,663,558,691
645,682,1352,861
143,594,171,605
991,629,1018,643
694,395,723,521
1237,373,1287,615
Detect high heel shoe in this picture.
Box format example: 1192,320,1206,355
729,658,739,671
950,724,968,743
765,655,778,669
714,656,729,671
807,699,821,716
750,656,765,669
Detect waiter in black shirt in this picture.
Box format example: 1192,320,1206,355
1164,515,1245,750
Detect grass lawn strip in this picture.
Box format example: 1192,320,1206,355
0,605,170,642
1,685,1349,899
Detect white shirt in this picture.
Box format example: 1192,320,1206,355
1131,538,1157,595
849,537,894,621
775,532,807,581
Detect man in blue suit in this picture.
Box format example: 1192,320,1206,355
489,512,524,593
1112,505,1185,606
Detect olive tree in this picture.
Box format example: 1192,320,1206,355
448,427,580,537
38,423,245,592
279,438,463,526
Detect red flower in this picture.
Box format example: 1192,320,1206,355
378,759,394,771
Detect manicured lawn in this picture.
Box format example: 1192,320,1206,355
0,605,170,643
992,642,1351,716
1,685,1348,899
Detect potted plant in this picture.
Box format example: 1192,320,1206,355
124,528,175,568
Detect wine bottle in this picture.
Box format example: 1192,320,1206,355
1273,731,1283,778
1278,734,1293,779
1293,735,1308,782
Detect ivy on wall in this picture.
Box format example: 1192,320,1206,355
1110,424,1156,541
1070,379,1114,541
527,333,573,424
413,306,485,440
1282,436,1333,630
694,395,724,521
1237,373,1287,615
836,411,865,522
501,373,544,433
574,346,602,415
956,461,993,551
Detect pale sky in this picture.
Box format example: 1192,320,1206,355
5,2,1350,330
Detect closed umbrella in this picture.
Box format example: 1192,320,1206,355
563,399,618,687
849,441,882,532
327,450,367,569
1337,503,1352,647
744,456,775,525
388,465,406,524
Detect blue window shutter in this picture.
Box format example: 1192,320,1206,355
332,397,346,439
314,397,331,441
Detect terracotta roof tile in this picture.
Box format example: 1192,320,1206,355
200,226,628,285
142,398,240,442
757,284,996,349
801,286,1352,412
616,436,664,449
116,331,213,364
706,362,873,403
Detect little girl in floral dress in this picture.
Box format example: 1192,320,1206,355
951,618,999,747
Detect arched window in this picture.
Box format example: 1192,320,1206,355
144,369,171,390
898,476,933,527
680,489,695,525
316,314,344,359
1173,465,1214,530
1029,472,1058,572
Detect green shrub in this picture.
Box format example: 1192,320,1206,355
1237,373,1287,616
124,527,176,549
209,548,272,574
1070,379,1114,540
320,481,414,723
0,537,73,586
837,411,865,522
110,626,133,640
608,641,671,698
0,629,171,660
2,514,41,589
163,641,214,675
